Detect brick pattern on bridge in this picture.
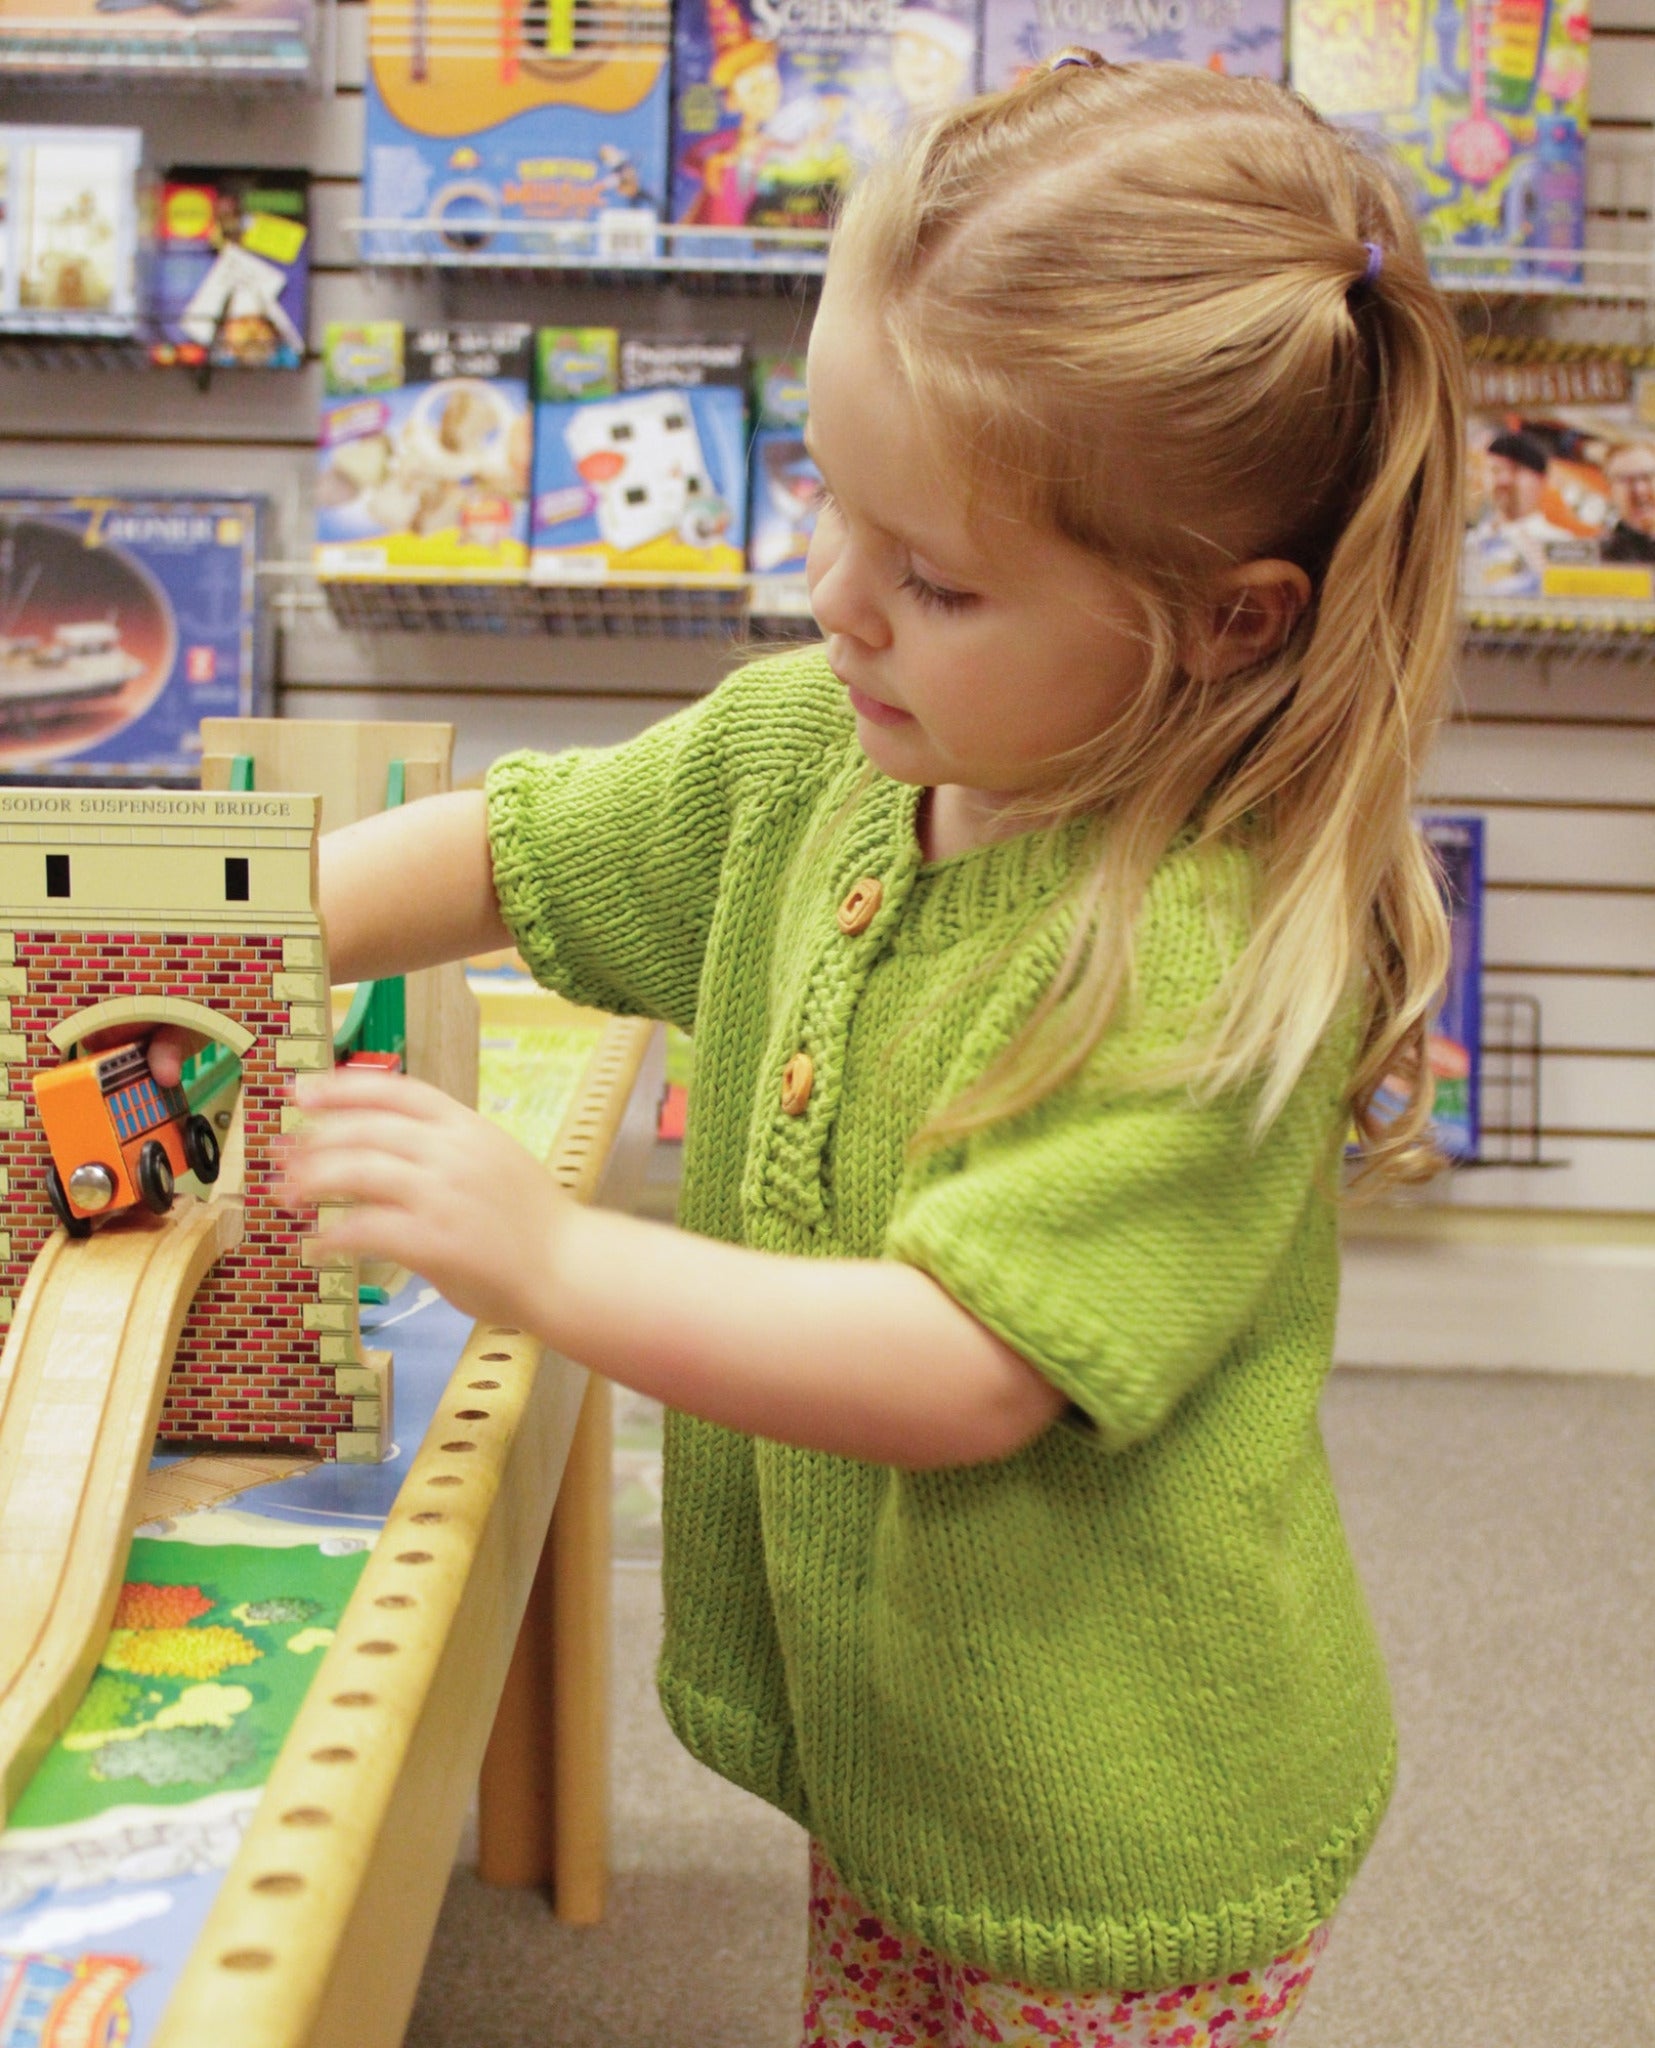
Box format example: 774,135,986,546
0,930,353,1454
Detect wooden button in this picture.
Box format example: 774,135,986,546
836,877,883,936
781,1052,814,1116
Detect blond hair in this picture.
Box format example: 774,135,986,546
829,53,1465,1184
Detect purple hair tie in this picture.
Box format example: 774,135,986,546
1052,52,1091,69
1362,241,1384,287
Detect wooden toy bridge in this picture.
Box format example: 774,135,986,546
0,721,478,1831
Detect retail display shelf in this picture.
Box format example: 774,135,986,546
342,217,831,289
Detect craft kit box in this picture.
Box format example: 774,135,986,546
362,0,670,260
0,0,318,80
0,125,144,339
671,0,978,231
982,0,1283,87
0,494,267,782
1464,352,1655,609
150,168,311,371
315,322,534,582
1290,0,1589,275
530,330,748,581
748,353,821,576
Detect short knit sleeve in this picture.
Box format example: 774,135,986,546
486,649,851,1034
883,844,1357,1454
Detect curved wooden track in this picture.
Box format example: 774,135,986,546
0,1187,243,1822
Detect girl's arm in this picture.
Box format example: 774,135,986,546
319,788,508,984
285,1068,1067,1470
149,791,506,1087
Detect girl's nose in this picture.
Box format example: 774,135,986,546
808,537,893,653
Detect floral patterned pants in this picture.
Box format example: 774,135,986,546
801,1843,1330,2048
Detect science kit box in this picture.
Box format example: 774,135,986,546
315,322,534,582
0,494,267,783
151,168,310,372
1464,352,1655,610
530,330,748,581
748,353,822,576
0,125,144,339
1290,0,1589,276
671,0,977,231
361,0,670,261
982,0,1283,88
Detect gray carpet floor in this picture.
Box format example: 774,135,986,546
405,1368,1655,2048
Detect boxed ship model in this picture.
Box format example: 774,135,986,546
0,494,267,782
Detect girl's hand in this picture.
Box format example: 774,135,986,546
282,1067,569,1331
145,1025,207,1088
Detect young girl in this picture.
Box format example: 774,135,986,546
275,52,1464,2047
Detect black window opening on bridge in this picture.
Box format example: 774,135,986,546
45,854,69,899
224,857,249,903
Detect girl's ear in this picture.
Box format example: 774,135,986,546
1183,560,1312,683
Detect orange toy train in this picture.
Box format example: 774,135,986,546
33,1039,221,1239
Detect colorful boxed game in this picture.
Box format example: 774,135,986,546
748,352,822,577
150,168,310,372
671,0,978,232
361,0,670,262
0,0,318,81
1289,0,1589,279
982,0,1283,89
530,330,748,581
315,322,534,583
1465,353,1655,610
0,125,143,340
1420,814,1484,1163
0,494,268,782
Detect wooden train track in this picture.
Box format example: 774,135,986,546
0,1189,244,1823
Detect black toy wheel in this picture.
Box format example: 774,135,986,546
182,1114,220,1184
136,1139,175,1214
46,1163,92,1239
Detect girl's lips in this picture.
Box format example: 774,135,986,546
845,683,914,728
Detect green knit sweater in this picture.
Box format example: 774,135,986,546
486,646,1394,1995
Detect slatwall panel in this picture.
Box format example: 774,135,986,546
2,16,1652,1218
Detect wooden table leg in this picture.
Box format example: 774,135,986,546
477,1373,612,1923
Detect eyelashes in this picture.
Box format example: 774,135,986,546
898,567,976,614
815,489,977,613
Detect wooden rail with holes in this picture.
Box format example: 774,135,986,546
152,1012,659,2048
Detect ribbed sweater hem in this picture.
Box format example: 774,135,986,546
659,1659,1395,1995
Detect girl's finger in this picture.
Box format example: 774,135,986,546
282,1148,441,1211
285,1107,444,1169
294,1067,454,1120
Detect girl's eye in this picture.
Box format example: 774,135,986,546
898,566,976,614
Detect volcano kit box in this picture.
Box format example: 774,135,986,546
530,330,748,581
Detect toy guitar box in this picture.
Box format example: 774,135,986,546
0,125,144,340
151,168,310,371
1290,0,1589,278
530,329,749,581
315,322,534,582
361,0,670,260
0,494,268,783
671,0,978,232
981,0,1283,87
748,353,821,577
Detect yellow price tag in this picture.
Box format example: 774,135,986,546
241,213,308,266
